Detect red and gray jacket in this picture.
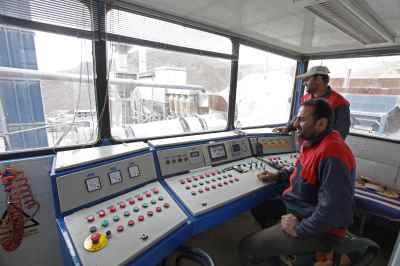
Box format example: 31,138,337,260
280,129,356,239
289,87,351,139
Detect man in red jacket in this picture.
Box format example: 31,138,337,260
275,66,350,139
240,99,356,266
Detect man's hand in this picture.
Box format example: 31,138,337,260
280,214,299,237
272,127,290,134
257,171,279,183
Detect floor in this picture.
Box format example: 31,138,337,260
164,212,398,266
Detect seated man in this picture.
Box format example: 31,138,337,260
239,98,356,266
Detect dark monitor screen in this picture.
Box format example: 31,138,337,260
231,143,241,153
208,144,227,162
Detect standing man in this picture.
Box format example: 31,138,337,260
240,99,356,266
275,66,351,139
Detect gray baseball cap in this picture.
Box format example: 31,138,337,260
296,66,330,79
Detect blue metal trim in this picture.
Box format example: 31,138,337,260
57,219,83,266
355,197,400,221
190,182,287,235
293,62,307,117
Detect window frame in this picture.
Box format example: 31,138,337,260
232,43,299,130
4,1,400,159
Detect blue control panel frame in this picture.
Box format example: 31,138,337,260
53,132,294,266
150,134,291,236
51,147,194,266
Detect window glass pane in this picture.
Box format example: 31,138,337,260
107,9,232,54
235,45,296,128
309,56,400,140
108,42,231,140
0,27,97,153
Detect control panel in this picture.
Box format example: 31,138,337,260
165,157,277,215
156,136,251,177
259,152,299,172
55,152,157,213
52,143,189,266
64,182,187,266
248,135,296,156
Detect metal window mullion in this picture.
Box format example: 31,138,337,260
227,39,239,130
0,14,97,41
289,59,308,122
105,33,234,60
93,1,111,142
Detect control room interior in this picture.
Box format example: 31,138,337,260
1,1,400,266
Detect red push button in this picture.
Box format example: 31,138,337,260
117,225,124,232
109,206,117,213
129,199,135,205
199,175,204,179
138,215,145,222
152,188,159,194
180,179,185,184
98,210,106,218
87,215,95,223
91,232,101,244
205,187,210,191
187,178,192,183
119,202,126,209
156,207,162,213
128,220,135,227
138,196,144,201
145,191,152,198
193,176,198,181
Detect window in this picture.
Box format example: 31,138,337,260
235,45,297,128
107,9,232,54
107,43,231,140
309,56,400,141
0,27,97,153
106,9,232,140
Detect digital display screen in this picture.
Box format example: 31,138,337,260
128,165,140,179
190,151,200,158
231,143,241,153
108,171,122,185
85,177,102,193
208,144,227,162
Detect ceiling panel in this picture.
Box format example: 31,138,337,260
119,0,400,55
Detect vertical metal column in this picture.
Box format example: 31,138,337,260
227,39,239,130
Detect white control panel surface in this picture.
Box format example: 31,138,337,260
56,153,157,213
158,137,251,177
54,142,150,172
64,181,187,266
165,157,278,215
259,152,299,171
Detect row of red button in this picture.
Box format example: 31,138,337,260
86,188,162,222
179,172,231,184
188,178,240,196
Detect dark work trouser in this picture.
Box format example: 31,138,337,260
241,199,331,266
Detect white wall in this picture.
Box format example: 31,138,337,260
0,156,62,266
347,135,400,189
